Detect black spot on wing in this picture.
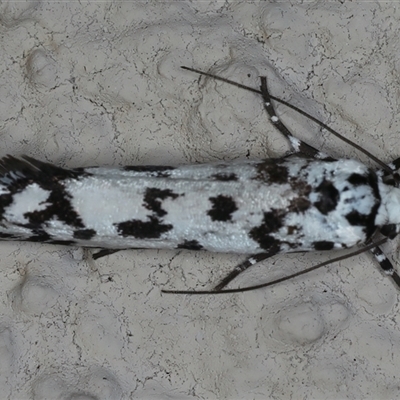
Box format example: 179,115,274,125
255,210,284,232
313,179,339,215
345,211,368,225
177,240,203,250
313,241,334,251
347,173,369,186
211,173,238,181
365,170,381,202
345,170,381,240
254,160,289,184
286,179,312,213
207,195,238,222
116,216,173,239
380,224,397,239
345,210,377,240
144,188,180,217
250,234,281,254
73,228,96,240
249,210,284,252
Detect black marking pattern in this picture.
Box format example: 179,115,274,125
313,241,334,251
143,188,180,217
116,187,180,239
0,155,387,259
249,210,284,252
207,195,238,222
0,155,91,243
313,180,339,215
255,160,289,184
177,240,203,250
116,216,174,239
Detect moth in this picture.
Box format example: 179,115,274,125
0,66,399,295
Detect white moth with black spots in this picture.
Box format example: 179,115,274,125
1,66,400,294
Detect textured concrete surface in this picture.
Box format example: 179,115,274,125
0,1,400,399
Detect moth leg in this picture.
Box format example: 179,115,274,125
92,249,121,260
259,76,333,160
213,253,274,291
162,238,389,294
369,245,400,288
92,247,149,260
387,156,400,171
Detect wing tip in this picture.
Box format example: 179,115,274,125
0,155,77,184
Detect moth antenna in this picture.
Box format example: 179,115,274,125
213,253,273,291
182,66,390,172
161,238,391,295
